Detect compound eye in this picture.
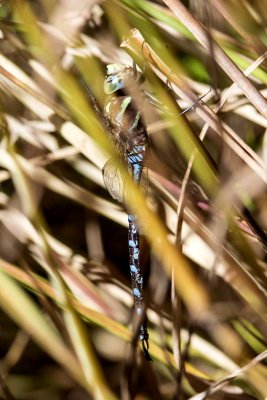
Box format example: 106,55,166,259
104,74,124,94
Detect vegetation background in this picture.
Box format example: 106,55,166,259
0,0,266,399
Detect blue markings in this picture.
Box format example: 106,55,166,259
129,239,138,247
133,288,141,298
130,264,138,273
104,74,123,94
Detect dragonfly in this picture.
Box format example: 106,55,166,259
85,62,208,360
102,64,151,360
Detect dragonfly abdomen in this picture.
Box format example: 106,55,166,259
128,216,149,342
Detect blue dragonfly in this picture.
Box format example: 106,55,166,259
84,63,209,360
102,64,151,360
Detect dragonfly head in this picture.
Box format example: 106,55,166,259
104,64,143,94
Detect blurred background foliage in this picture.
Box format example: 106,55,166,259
0,0,266,399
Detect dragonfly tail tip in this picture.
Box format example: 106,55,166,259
142,339,153,361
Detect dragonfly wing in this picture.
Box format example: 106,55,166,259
102,158,124,203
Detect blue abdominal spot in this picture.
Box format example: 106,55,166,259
130,264,138,273
133,288,141,298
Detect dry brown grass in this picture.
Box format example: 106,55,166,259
0,1,266,399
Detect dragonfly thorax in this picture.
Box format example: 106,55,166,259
104,95,148,149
